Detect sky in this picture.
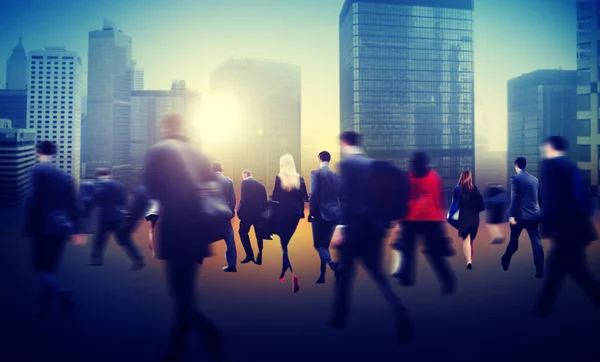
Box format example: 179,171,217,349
0,0,577,162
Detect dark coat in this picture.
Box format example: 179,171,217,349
309,166,341,223
453,185,484,230
94,178,128,223
271,175,308,220
338,153,373,226
216,173,236,218
508,171,541,222
237,178,267,221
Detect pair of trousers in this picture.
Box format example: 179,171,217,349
312,218,337,272
503,220,544,274
92,221,143,263
222,221,237,267
239,219,263,259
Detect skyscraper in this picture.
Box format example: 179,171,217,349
0,127,36,207
576,0,600,198
0,89,27,129
339,0,474,197
83,20,133,179
5,38,27,90
507,70,576,185
209,58,301,192
27,47,83,184
131,60,144,91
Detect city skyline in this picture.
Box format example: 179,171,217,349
0,0,576,155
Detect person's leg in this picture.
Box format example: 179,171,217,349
533,243,568,316
396,222,417,285
223,222,237,270
330,245,357,328
462,233,472,267
525,222,545,277
502,223,523,271
252,221,264,265
568,246,600,307
470,223,479,261
90,224,109,265
279,223,292,280
239,220,254,262
115,224,145,269
423,222,456,294
313,219,330,283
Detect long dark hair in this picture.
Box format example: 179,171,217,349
410,152,430,178
458,170,474,191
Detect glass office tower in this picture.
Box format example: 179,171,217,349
339,0,474,197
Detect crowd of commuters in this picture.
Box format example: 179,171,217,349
23,113,600,361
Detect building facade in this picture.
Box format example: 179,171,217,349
83,20,133,178
0,90,27,129
209,58,301,192
339,0,474,198
507,70,576,184
0,127,36,207
27,47,83,184
5,38,27,90
576,0,600,198
131,60,144,91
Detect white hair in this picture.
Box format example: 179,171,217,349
278,154,300,191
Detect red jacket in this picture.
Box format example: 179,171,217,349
404,170,445,222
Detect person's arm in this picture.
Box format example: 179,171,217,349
228,180,236,216
237,180,247,215
300,177,309,202
271,176,282,201
309,171,319,220
508,177,518,223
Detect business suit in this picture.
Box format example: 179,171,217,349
238,177,267,262
90,178,143,266
332,152,408,332
144,135,224,361
309,163,341,280
215,172,237,268
24,161,79,317
533,156,600,315
502,170,544,276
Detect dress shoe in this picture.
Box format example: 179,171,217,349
255,252,263,265
88,261,103,266
466,263,473,270
491,237,505,245
222,266,237,273
315,274,325,284
240,256,254,264
501,256,510,271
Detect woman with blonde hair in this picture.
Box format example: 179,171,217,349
271,154,308,293
452,170,485,270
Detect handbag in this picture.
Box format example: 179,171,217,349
446,200,460,229
256,200,279,240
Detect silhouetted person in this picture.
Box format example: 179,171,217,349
330,131,414,344
392,152,455,295
485,184,508,244
23,141,79,319
78,181,96,237
309,151,341,284
453,170,484,270
271,154,308,293
533,136,600,316
89,168,145,270
238,169,267,265
144,113,225,362
214,163,237,272
145,199,159,257
502,157,544,278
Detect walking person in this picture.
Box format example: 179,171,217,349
309,151,341,284
452,171,485,270
484,184,508,244
501,157,544,278
23,141,80,319
271,154,308,293
330,131,414,345
214,163,237,272
533,136,600,316
89,168,145,270
144,113,225,362
145,199,159,257
392,152,456,295
238,169,267,265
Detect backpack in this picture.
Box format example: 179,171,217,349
369,160,410,223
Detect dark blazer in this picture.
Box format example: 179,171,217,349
508,171,541,222
144,135,217,261
238,178,267,221
453,185,484,230
339,153,373,226
94,178,128,223
309,165,341,222
539,156,596,243
271,175,308,219
24,162,79,237
216,173,236,218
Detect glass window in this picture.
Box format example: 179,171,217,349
576,144,591,162
578,94,591,111
578,119,591,136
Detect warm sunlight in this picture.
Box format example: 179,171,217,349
200,94,241,146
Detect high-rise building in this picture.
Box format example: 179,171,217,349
6,37,27,90
130,81,200,169
209,58,301,192
0,127,36,207
339,0,474,198
131,60,144,91
27,47,83,184
83,20,133,179
0,90,27,129
507,70,577,185
0,119,12,128
576,1,600,198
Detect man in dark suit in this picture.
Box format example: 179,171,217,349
144,113,224,362
238,169,267,265
214,163,237,272
89,168,144,270
24,141,80,319
501,157,544,278
533,136,600,316
330,131,414,344
309,151,341,284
